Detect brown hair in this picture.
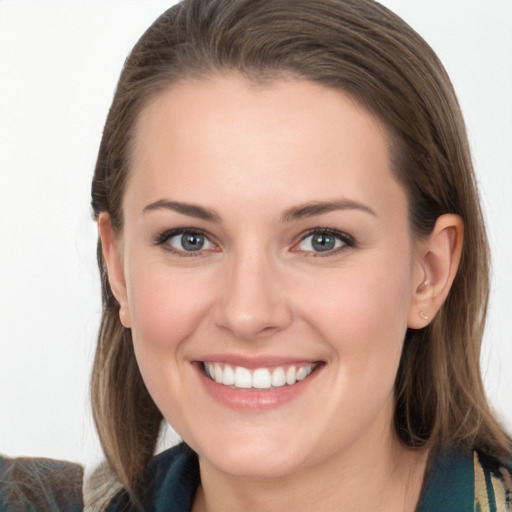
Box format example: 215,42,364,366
90,0,511,504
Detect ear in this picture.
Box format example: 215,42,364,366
98,213,132,328
407,214,463,329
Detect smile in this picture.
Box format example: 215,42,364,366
203,362,317,389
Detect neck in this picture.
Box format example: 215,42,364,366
193,429,429,512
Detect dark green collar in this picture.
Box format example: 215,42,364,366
416,449,474,512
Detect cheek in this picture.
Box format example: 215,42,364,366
296,257,413,374
126,264,214,356
124,265,217,432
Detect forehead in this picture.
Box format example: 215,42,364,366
127,75,406,221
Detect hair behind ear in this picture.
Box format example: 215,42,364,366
91,238,163,507
395,210,511,455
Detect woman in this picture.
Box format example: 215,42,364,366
2,0,511,510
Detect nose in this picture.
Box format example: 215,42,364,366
214,250,293,341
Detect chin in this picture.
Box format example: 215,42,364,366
205,448,306,479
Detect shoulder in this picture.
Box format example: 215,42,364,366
417,448,512,511
473,450,512,511
104,443,199,512
146,442,199,486
0,454,84,512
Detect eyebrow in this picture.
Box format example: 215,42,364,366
280,199,376,222
142,198,376,223
142,199,222,222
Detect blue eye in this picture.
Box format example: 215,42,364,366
158,229,216,254
297,229,352,254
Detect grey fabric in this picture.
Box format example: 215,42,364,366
0,455,83,512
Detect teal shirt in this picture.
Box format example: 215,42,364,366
1,445,511,511
107,445,512,512
417,449,512,512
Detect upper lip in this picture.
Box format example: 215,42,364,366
195,354,321,369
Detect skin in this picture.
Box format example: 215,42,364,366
100,75,463,512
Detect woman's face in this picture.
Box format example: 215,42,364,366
109,76,426,478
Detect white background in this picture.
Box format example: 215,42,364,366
1,1,511,468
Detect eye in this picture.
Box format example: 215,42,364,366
156,229,217,254
295,229,354,254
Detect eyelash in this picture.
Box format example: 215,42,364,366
293,227,355,256
154,227,355,257
154,228,217,257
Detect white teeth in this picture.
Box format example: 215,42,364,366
234,366,252,388
222,364,235,386
271,367,286,387
296,366,308,381
286,366,296,385
203,362,316,389
214,363,223,384
205,362,214,379
252,368,272,389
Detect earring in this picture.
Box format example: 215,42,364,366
418,279,429,292
419,311,429,320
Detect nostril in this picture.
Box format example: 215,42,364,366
213,260,294,339
215,319,283,342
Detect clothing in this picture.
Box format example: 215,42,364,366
417,449,512,511
1,444,511,511
0,456,84,512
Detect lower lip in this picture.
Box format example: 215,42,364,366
195,363,323,411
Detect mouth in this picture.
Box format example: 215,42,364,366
202,361,320,390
